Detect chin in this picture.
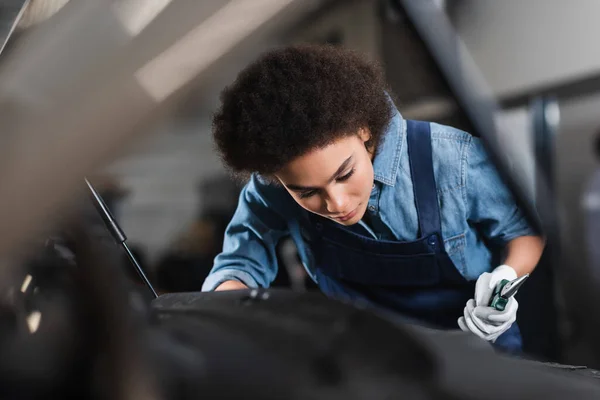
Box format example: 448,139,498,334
337,218,359,226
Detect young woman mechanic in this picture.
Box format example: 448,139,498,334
201,45,545,352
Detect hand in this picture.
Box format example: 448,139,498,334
474,265,517,307
215,280,249,291
457,265,519,341
458,298,518,342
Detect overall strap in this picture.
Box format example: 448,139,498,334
406,120,442,236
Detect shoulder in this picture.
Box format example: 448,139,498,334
429,123,476,162
429,122,473,143
245,174,283,203
428,122,474,192
244,174,302,218
428,122,493,171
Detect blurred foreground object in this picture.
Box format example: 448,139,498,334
16,0,70,30
0,0,312,276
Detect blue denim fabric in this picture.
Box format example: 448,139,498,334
202,109,536,291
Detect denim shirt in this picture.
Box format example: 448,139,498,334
202,109,536,291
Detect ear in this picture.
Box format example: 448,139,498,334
359,127,376,159
358,127,371,143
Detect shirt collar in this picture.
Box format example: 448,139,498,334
373,107,404,187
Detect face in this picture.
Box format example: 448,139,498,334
276,129,374,226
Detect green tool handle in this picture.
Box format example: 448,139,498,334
489,279,510,311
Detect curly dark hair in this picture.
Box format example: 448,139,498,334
212,44,394,180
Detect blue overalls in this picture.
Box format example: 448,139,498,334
306,120,522,353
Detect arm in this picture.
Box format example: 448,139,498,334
201,175,290,292
465,136,544,273
458,137,544,340
215,280,249,291
503,235,545,277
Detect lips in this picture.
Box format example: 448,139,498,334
336,207,358,222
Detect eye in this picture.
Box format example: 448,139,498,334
299,189,318,199
337,168,355,182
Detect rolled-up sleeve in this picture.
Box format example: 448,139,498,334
465,137,537,246
201,175,290,291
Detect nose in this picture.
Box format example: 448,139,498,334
324,188,349,214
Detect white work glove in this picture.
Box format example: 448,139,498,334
458,265,519,342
